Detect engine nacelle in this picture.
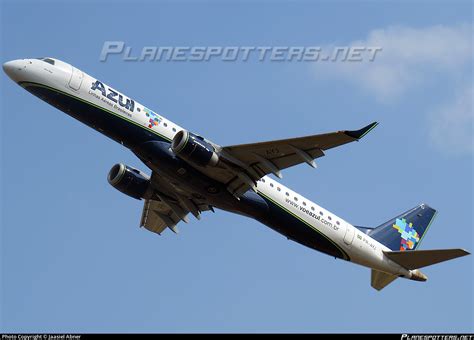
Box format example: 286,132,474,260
171,130,219,167
107,163,150,200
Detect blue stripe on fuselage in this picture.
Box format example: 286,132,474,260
19,81,169,148
255,191,348,260
21,81,348,261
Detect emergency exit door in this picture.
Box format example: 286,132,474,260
68,66,84,90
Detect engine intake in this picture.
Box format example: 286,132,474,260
171,130,219,167
107,163,150,200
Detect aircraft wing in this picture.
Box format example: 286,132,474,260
140,199,186,235
140,172,213,235
219,122,378,197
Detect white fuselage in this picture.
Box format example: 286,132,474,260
3,58,416,280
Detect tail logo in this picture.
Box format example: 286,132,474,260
392,218,420,251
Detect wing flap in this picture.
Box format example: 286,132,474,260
139,171,214,235
140,198,187,235
140,199,168,235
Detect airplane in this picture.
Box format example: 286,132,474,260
3,57,469,291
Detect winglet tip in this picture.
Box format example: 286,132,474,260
345,121,379,140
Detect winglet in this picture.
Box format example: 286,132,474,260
345,122,378,140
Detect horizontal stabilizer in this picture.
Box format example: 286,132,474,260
384,249,470,270
371,269,398,291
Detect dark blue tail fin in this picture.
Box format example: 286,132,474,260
364,204,437,251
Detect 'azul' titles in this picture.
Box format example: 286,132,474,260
90,80,135,112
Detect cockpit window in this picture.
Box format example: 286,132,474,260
43,58,55,65
36,57,55,65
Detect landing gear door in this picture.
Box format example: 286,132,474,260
68,66,84,91
343,225,355,245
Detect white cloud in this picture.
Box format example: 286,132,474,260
314,23,472,102
429,85,473,156
313,23,473,155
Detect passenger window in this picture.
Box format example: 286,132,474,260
277,187,281,191
336,221,340,225
163,122,168,127
319,211,324,216
328,216,332,221
294,197,298,201
270,183,274,187
286,192,289,196
303,202,306,206
311,207,315,211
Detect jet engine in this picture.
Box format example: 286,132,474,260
107,163,150,200
171,130,219,167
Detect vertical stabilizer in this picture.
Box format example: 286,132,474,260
367,204,436,251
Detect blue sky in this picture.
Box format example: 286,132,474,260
1,0,472,333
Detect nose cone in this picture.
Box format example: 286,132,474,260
3,59,27,82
